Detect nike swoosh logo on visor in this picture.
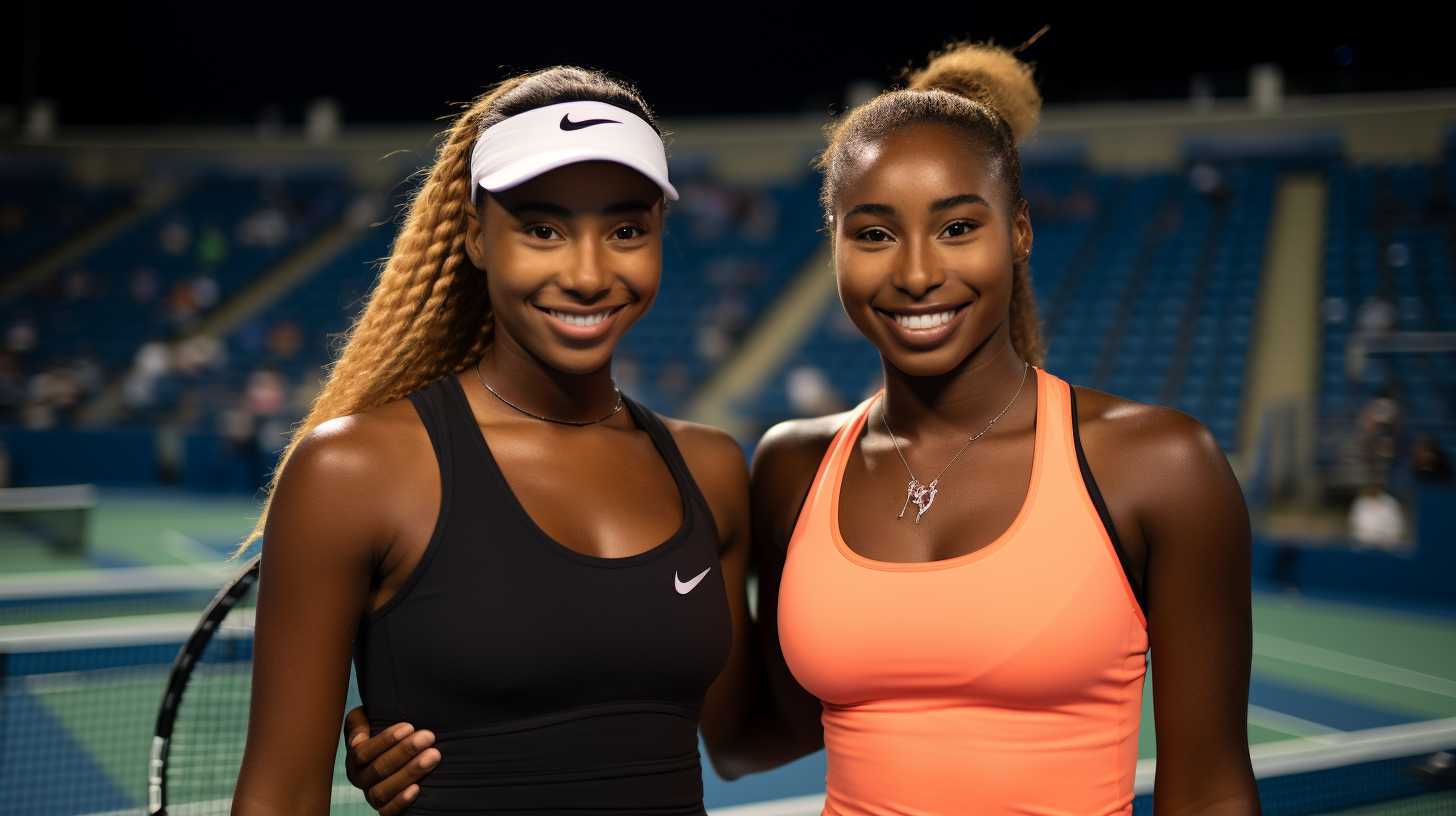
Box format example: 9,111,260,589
560,113,621,131
674,567,712,595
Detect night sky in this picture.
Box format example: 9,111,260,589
8,3,1453,126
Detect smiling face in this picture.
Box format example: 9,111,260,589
465,160,665,376
832,122,1032,378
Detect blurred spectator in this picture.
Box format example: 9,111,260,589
740,191,781,243
1357,387,1401,485
678,180,735,241
1062,187,1098,219
167,281,201,324
786,366,844,417
131,266,160,304
220,405,265,490
123,341,173,410
1355,295,1396,335
174,335,225,375
6,319,37,354
1348,484,1407,551
1412,434,1454,484
696,324,731,363
1385,241,1411,270
290,374,323,417
266,320,304,360
197,225,228,268
246,369,288,417
191,276,220,310
238,206,289,248
160,219,191,255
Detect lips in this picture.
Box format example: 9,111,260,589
874,302,971,348
533,303,629,342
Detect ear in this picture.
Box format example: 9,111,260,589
463,195,488,271
1013,199,1033,262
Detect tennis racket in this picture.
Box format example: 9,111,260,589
146,554,368,814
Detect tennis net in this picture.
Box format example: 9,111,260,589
1131,717,1456,814
0,483,96,557
0,614,370,815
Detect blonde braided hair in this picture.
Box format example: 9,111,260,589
235,67,659,556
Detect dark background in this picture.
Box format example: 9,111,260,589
8,2,1454,125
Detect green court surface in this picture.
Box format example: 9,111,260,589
0,488,261,574
3,488,1455,814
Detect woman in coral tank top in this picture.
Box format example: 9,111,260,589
753,43,1260,815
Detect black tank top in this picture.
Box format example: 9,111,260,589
353,374,732,815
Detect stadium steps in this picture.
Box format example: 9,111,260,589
1090,185,1183,389
1161,208,1229,404
0,182,180,302
77,213,370,425
1240,174,1326,501
683,242,836,438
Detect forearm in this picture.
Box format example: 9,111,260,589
1152,787,1261,816
704,693,823,779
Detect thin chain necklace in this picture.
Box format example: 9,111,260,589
475,358,624,426
879,361,1030,525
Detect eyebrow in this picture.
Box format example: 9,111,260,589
930,193,990,212
505,200,655,218
843,193,990,220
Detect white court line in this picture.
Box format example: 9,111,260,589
1255,632,1456,699
162,529,224,570
1245,704,1345,743
1135,715,1456,793
0,612,206,650
0,563,232,600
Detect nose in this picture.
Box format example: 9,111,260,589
559,239,611,302
891,236,945,299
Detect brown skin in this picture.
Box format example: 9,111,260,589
232,161,760,814
355,125,1260,813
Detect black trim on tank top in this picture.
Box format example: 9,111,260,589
1067,386,1147,615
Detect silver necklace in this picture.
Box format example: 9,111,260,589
474,358,624,426
879,361,1030,525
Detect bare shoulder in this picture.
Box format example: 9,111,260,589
753,412,852,482
661,415,749,476
1071,385,1225,472
1069,384,1244,532
268,395,432,557
290,396,427,482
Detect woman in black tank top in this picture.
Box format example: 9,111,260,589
232,68,781,815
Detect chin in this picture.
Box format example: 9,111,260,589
536,344,617,376
881,346,973,379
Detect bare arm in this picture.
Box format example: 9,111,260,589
678,418,833,779
232,419,394,814
1138,412,1259,814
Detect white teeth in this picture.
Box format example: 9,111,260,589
894,310,957,330
549,309,610,328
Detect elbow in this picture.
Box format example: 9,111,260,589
702,730,750,780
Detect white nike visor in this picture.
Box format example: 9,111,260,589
469,100,678,203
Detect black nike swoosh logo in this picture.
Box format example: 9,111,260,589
560,113,621,131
